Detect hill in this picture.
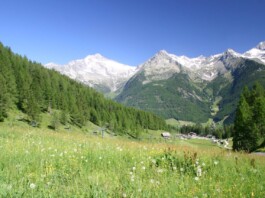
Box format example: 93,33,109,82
0,42,168,136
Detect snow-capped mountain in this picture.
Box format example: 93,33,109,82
45,41,265,95
137,48,243,82
136,42,265,83
45,54,137,93
44,41,265,123
243,41,265,64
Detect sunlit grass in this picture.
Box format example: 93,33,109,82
0,123,264,197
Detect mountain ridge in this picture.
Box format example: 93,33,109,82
45,42,265,123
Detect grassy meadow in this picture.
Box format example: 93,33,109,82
0,122,265,197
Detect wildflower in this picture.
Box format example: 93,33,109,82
214,161,219,165
157,169,163,173
132,167,136,171
180,168,184,172
142,166,146,170
173,166,177,170
99,156,102,160
197,166,202,177
151,159,156,164
30,183,36,189
140,161,144,164
194,177,199,181
129,171,133,175
122,193,127,198
150,179,155,184
202,162,206,167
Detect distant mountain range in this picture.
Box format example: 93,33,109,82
46,41,265,123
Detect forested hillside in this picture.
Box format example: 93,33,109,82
0,42,167,136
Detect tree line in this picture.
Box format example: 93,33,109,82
179,123,234,139
0,42,168,136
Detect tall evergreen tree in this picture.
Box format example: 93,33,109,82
233,83,265,152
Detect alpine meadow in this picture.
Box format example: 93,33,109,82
1,1,265,196
1,40,265,197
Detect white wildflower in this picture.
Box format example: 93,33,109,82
132,167,136,171
194,177,199,181
30,183,36,189
197,166,202,177
180,168,184,172
214,161,219,165
150,179,155,184
173,166,177,170
142,166,146,170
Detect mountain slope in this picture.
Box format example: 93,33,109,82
116,42,265,123
45,54,137,94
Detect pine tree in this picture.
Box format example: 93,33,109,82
233,83,265,152
233,94,252,151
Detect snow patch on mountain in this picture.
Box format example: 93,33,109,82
243,41,265,64
45,54,137,92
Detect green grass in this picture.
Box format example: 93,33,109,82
0,122,265,197
166,118,195,128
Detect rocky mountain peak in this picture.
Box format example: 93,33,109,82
256,41,265,50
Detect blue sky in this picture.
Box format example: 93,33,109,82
1,0,265,66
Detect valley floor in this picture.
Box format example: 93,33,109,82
0,123,264,197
